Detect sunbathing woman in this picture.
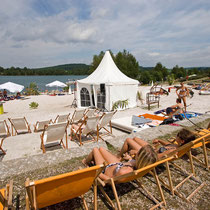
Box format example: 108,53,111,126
162,98,184,118
119,129,196,160
176,82,189,112
83,145,157,181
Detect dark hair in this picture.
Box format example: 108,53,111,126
207,122,210,130
177,129,196,145
166,107,173,115
176,98,181,103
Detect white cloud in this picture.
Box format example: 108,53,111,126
0,0,210,68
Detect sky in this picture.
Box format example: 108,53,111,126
0,0,210,69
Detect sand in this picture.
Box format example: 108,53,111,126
0,85,210,161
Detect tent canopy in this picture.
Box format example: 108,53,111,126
76,51,139,111
46,80,67,88
0,82,24,93
78,51,139,85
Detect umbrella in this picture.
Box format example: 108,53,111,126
46,80,67,88
0,82,24,93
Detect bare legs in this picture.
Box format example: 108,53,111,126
84,147,120,166
83,147,121,179
179,96,187,112
119,137,148,157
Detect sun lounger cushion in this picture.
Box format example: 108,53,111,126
111,116,150,133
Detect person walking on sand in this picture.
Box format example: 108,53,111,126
176,82,189,112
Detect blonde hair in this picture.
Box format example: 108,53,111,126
135,145,157,169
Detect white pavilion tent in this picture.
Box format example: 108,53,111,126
76,51,139,111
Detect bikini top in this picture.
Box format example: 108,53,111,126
102,162,133,174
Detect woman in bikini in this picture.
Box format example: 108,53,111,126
119,129,196,160
162,98,184,118
176,82,189,112
83,144,157,181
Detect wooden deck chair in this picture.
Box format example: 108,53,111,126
191,130,210,170
40,122,68,153
0,180,14,210
0,120,10,137
8,117,31,136
84,108,97,118
158,137,206,202
70,109,86,124
98,111,116,141
98,156,174,210
54,113,70,123
71,116,100,146
34,119,52,132
25,165,104,210
0,138,6,155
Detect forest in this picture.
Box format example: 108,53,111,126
0,50,209,84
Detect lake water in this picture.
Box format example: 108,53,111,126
0,75,87,92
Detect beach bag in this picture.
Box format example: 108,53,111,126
160,118,174,125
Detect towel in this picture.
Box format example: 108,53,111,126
131,115,152,127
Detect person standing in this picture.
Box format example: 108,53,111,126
3,89,7,98
176,82,189,112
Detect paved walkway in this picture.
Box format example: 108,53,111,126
1,114,209,179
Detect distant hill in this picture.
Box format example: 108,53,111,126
32,63,90,75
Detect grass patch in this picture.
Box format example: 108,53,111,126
1,119,210,209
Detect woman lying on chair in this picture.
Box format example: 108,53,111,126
119,128,196,160
83,144,157,181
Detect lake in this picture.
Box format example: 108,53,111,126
0,75,87,92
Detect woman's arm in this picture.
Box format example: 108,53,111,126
157,147,177,159
176,88,179,96
152,139,171,146
99,173,111,181
186,87,189,96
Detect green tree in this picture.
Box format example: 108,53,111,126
153,62,168,81
140,71,152,84
115,50,140,79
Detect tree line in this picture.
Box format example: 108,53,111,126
0,64,89,76
0,50,210,84
90,50,210,84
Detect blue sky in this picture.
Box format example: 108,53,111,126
0,0,210,68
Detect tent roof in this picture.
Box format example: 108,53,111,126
77,51,139,85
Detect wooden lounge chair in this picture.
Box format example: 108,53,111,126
191,130,210,170
146,93,160,110
70,109,86,124
54,113,70,123
98,156,174,210
0,180,14,210
40,122,68,153
71,116,100,146
25,165,104,210
0,138,6,155
84,108,97,118
0,120,10,137
158,136,206,202
8,117,31,136
98,111,116,140
34,119,52,132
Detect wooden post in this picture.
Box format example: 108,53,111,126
110,178,121,210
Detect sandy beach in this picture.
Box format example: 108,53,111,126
1,85,210,162
0,85,210,210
